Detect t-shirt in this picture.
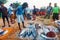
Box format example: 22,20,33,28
16,6,24,15
52,6,60,14
46,6,52,14
33,8,37,15
25,7,31,14
0,7,8,16
8,6,13,14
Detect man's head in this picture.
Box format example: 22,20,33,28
54,3,57,7
33,5,35,8
10,4,13,7
49,3,51,6
22,2,28,9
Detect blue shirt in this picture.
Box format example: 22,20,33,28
33,8,37,15
46,6,52,14
16,6,24,15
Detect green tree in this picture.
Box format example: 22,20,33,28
12,1,21,9
0,0,7,4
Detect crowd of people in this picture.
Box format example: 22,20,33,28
0,2,60,32
45,3,60,21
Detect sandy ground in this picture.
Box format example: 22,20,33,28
0,16,60,40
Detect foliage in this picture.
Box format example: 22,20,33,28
0,0,7,4
12,1,21,9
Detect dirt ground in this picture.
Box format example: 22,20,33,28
0,16,60,40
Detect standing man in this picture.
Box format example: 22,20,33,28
44,3,52,19
0,2,10,27
33,6,37,20
52,3,60,21
16,2,28,30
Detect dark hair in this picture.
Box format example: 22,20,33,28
49,2,51,4
22,2,28,8
54,3,57,4
10,4,13,6
33,5,35,7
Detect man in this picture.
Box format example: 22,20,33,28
33,6,37,20
8,4,15,24
0,2,10,27
16,2,28,30
44,3,52,19
52,3,60,21
8,4,13,15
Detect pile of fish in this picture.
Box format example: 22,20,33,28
18,21,59,40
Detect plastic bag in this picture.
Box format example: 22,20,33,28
55,20,60,25
0,29,5,35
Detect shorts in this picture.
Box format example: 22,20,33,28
2,15,9,22
16,15,24,23
53,13,59,21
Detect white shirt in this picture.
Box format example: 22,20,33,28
25,7,31,14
